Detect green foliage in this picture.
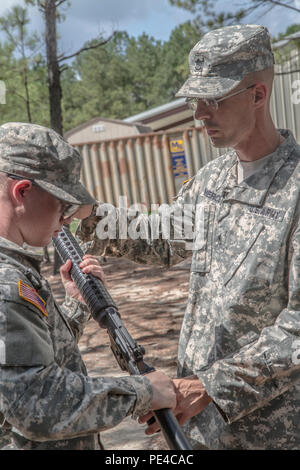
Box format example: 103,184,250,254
156,22,201,102
273,23,300,64
277,23,300,40
169,0,300,31
0,5,49,127
70,218,80,234
169,0,245,31
0,1,202,133
169,1,300,70
0,59,50,127
61,23,201,132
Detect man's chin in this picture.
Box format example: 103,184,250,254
209,136,226,148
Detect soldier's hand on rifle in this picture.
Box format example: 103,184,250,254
171,375,212,425
146,370,176,411
139,375,211,435
60,255,106,302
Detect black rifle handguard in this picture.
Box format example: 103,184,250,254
53,226,192,451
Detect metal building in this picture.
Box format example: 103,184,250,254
123,98,194,131
65,117,152,145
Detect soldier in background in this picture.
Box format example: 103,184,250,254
0,122,176,450
77,25,300,449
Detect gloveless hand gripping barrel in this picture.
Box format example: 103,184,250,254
52,225,192,451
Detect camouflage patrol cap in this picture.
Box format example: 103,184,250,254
176,24,274,99
0,122,96,205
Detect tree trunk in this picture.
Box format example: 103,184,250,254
44,0,63,273
44,0,63,135
20,21,33,123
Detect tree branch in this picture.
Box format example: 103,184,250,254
55,0,68,7
59,64,69,73
267,0,300,13
57,33,114,64
7,88,28,103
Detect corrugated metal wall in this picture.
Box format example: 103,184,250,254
76,128,224,206
271,50,300,142
78,54,300,207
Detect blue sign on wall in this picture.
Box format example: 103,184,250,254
170,139,188,178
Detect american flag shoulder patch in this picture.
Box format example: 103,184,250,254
18,280,48,318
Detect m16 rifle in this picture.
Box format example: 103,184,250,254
53,226,192,451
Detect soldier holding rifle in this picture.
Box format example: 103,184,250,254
79,25,300,449
0,122,176,450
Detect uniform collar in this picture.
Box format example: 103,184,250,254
219,129,297,206
0,236,43,272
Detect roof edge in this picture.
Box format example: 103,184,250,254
64,116,144,138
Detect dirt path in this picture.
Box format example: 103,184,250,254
43,256,191,450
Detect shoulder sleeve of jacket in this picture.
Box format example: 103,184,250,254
0,267,54,366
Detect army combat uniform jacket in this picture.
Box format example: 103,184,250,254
0,239,152,450
78,129,300,449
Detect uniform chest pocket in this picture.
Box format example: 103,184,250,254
191,204,215,273
223,222,265,286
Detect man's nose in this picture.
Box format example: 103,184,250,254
194,101,213,121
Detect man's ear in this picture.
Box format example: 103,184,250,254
9,180,33,205
253,83,267,108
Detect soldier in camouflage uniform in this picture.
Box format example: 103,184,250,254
77,25,300,449
0,122,176,450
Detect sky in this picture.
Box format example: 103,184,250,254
0,0,298,58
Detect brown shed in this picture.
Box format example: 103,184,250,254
64,117,152,145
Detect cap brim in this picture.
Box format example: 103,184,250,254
34,179,96,206
176,74,243,99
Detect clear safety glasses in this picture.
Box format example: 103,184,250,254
186,84,256,111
